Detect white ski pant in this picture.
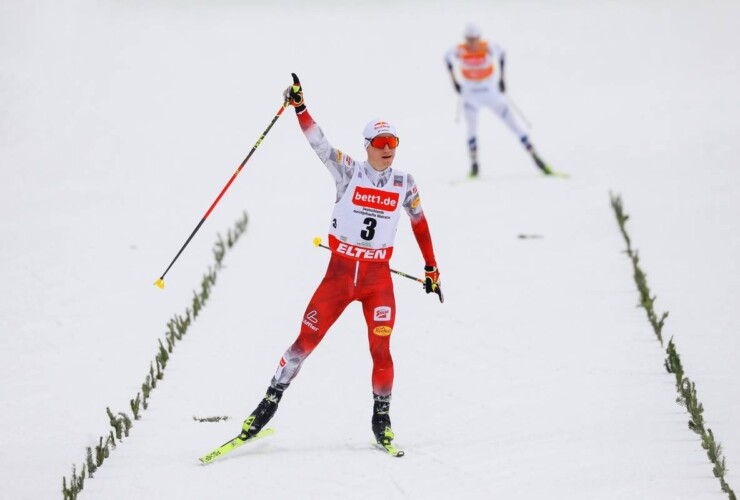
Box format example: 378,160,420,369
461,85,527,145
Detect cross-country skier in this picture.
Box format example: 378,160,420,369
446,23,554,177
239,73,442,453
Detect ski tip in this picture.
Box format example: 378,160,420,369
543,168,570,179
374,441,405,457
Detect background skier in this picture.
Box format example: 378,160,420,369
446,23,554,177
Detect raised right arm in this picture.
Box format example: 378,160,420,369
285,73,355,201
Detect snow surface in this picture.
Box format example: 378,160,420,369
1,1,739,499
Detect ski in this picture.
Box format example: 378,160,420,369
198,428,274,464
547,170,570,179
374,441,405,457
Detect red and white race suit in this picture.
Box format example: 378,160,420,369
270,108,437,398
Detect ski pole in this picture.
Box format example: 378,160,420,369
506,95,532,129
312,237,424,285
154,98,291,289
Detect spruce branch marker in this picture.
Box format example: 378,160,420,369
61,212,249,499
610,192,735,500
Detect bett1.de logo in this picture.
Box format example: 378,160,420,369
352,186,399,211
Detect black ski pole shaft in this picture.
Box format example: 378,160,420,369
312,237,425,285
155,99,290,289
506,95,532,129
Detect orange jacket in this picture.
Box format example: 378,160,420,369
456,41,494,81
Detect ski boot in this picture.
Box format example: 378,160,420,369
521,135,553,175
371,397,394,445
468,137,479,178
531,151,553,175
470,161,479,178
372,396,404,456
241,384,286,440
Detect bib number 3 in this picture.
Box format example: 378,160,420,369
361,217,377,241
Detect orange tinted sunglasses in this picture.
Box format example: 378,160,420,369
367,136,400,149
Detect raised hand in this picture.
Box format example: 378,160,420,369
283,72,306,112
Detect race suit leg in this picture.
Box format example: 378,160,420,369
358,261,397,398
271,255,355,387
487,89,529,145
462,88,482,166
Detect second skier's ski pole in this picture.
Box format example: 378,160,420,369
506,95,532,129
154,98,290,289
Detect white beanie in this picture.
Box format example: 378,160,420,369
464,23,481,39
363,119,397,149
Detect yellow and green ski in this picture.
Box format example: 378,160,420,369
199,428,274,465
